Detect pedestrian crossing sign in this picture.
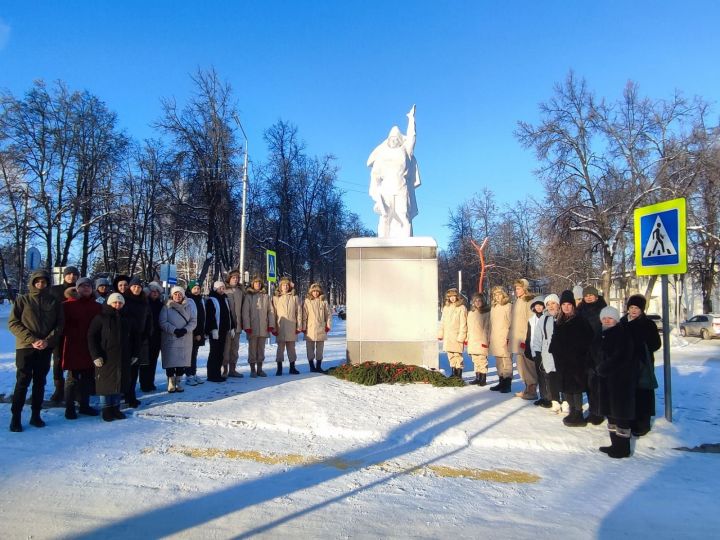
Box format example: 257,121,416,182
266,249,277,283
634,198,686,275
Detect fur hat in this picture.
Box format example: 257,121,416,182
213,280,226,292
572,285,584,301
530,295,545,309
490,286,510,306
582,285,599,298
112,274,130,291
278,276,292,288
63,266,80,276
544,293,560,306
170,286,185,298
445,288,460,298
64,287,79,300
513,278,530,292
308,282,323,294
227,269,241,280
148,281,163,294
600,306,620,322
107,292,125,305
95,277,111,288
75,277,93,288
559,290,576,305
627,294,647,312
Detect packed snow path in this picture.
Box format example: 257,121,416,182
1,307,719,539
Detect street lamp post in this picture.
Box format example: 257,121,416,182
233,113,249,284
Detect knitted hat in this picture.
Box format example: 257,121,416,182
95,278,111,288
75,277,93,288
530,295,545,309
627,294,647,312
188,280,197,289
213,280,225,291
572,285,584,301
170,286,185,297
107,292,125,305
544,293,560,306
63,266,80,276
583,286,599,298
129,276,143,287
600,306,620,322
559,290,576,305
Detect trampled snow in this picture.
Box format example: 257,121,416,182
1,304,718,539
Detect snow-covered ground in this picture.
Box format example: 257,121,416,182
1,302,719,539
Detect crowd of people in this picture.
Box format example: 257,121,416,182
438,279,661,459
7,267,333,431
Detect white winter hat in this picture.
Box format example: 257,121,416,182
572,285,584,301
213,280,225,291
107,292,125,305
170,286,185,297
148,281,164,293
600,306,620,322
544,293,560,306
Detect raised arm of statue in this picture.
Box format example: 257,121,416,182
405,104,416,157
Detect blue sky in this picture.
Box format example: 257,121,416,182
1,1,719,249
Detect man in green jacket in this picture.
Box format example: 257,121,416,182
8,270,64,432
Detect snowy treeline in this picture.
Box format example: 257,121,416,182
0,69,370,300
442,72,719,313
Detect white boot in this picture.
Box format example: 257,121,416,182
551,400,561,413
174,375,184,393
561,401,570,413
168,377,176,393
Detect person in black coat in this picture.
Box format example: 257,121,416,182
47,265,79,403
597,306,636,458
621,294,661,436
120,277,152,407
575,286,607,425
549,290,594,427
88,293,140,422
205,281,232,382
140,282,164,391
185,281,206,385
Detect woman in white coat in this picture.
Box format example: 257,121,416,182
159,286,197,393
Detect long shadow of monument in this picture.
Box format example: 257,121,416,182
69,389,518,539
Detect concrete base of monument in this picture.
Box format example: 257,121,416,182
345,237,439,369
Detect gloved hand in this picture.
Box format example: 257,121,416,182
174,328,187,338
211,329,219,340
301,329,307,334
272,330,278,336
267,326,274,333
94,358,104,368
325,326,330,333
295,329,301,335
131,357,139,365
228,328,235,339
244,328,252,335
463,341,468,346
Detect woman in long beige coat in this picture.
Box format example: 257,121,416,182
438,288,467,379
159,286,197,393
241,276,274,377
509,278,538,400
467,293,491,386
272,277,302,375
489,286,512,393
302,283,332,373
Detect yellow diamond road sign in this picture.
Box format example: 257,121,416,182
634,198,687,276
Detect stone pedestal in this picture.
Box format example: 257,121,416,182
346,237,439,369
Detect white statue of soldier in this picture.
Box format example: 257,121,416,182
367,105,421,237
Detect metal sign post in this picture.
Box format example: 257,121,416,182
634,197,687,422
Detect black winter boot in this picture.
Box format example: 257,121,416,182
29,412,46,428
289,362,300,375
469,373,483,385
599,432,616,454
563,410,587,427
256,362,267,377
65,404,78,420
49,379,64,404
78,405,99,416
500,376,512,393
112,406,127,420
490,376,504,391
102,408,115,422
316,360,326,374
276,361,283,376
608,429,632,458
478,373,487,386
308,360,317,372
9,414,22,432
